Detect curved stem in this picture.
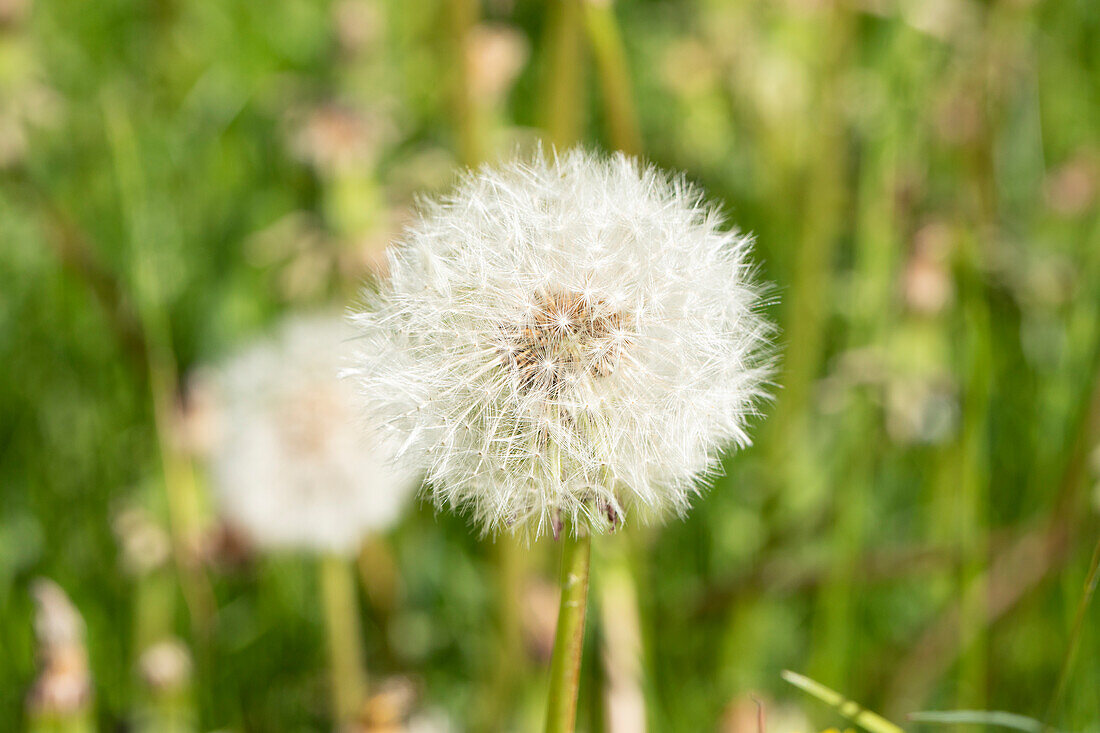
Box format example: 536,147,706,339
320,554,367,727
545,531,592,733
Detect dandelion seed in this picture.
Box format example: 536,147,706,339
350,149,772,538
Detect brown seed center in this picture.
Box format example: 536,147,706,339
498,288,633,394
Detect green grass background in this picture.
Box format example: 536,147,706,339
2,0,1099,730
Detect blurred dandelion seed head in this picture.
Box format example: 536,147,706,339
0,0,29,27
139,638,193,695
465,23,529,105
207,313,419,555
112,507,172,576
288,103,392,176
332,0,385,56
361,675,420,728
1045,149,1098,217
28,579,92,718
31,579,85,652
350,149,773,538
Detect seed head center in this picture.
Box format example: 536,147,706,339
499,288,633,394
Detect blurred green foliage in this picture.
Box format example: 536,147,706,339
2,0,1099,730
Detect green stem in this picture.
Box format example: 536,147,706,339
28,712,96,733
103,103,214,638
1045,537,1100,725
447,0,481,166
541,0,584,149
581,0,641,156
545,531,592,733
320,554,367,727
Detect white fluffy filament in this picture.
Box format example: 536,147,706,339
350,149,772,538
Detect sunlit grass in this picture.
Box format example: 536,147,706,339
1,0,1099,730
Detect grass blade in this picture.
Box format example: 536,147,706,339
1044,537,1100,725
781,670,903,733
908,710,1046,733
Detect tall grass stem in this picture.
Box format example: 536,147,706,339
447,0,481,165
541,0,584,148
581,0,641,156
1044,537,1100,725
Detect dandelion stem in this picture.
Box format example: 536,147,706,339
545,530,592,733
320,554,367,727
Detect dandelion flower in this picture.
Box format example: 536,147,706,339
350,149,772,538
208,313,419,555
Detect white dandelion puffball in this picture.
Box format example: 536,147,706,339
350,149,772,538
208,314,419,555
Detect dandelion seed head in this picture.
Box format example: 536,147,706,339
28,579,91,718
350,149,773,537
139,638,193,695
208,313,419,555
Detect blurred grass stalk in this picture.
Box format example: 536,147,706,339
948,15,1008,707
950,243,994,713
28,713,95,733
27,145,202,728
809,45,906,682
443,1,531,727
448,0,483,165
581,0,641,157
475,535,528,731
763,9,849,446
753,12,851,694
320,554,368,727
597,537,647,732
103,102,215,636
766,3,854,693
912,14,1004,711
541,0,584,149
1045,537,1100,724
782,670,902,733
129,533,196,733
27,704,96,733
